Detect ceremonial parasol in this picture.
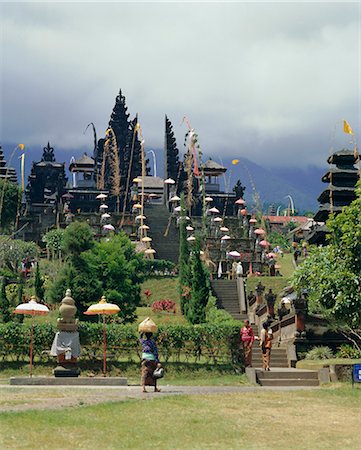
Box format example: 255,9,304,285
14,297,49,377
139,224,150,230
142,236,152,242
96,193,107,200
133,203,142,209
174,206,182,212
101,213,111,219
103,224,115,231
186,226,194,231
240,208,248,216
205,196,213,202
149,193,161,199
145,248,156,254
133,177,142,183
260,240,271,247
213,217,223,223
249,218,257,224
267,252,277,258
220,226,229,232
170,195,181,202
254,228,266,235
84,296,120,376
235,198,246,205
62,192,74,199
100,204,108,209
187,235,196,242
228,250,241,258
135,215,146,221
208,207,220,214
164,178,175,184
221,235,231,240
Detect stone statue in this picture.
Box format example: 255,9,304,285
50,289,81,377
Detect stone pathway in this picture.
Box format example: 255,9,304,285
0,384,320,413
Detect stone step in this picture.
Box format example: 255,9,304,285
258,371,318,380
258,378,319,387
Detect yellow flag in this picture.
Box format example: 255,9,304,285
232,159,240,165
343,120,353,135
18,144,25,150
135,123,140,132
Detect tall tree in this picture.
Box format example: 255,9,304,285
178,194,191,314
34,263,45,301
0,278,11,323
164,115,180,181
187,239,210,324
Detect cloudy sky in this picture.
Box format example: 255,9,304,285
0,1,360,168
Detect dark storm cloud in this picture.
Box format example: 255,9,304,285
0,1,359,167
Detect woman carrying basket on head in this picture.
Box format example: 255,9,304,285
139,318,162,393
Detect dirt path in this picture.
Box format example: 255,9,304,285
0,385,319,413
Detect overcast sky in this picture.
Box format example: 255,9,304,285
0,1,360,168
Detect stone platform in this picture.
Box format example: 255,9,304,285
10,377,128,386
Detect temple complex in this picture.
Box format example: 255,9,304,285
0,146,17,184
307,149,359,245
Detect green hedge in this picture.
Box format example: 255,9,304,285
0,322,242,368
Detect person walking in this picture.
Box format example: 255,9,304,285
240,319,255,367
139,332,161,393
260,322,273,371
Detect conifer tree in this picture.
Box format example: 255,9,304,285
178,194,190,314
187,239,210,324
34,263,45,301
0,278,11,323
164,115,180,181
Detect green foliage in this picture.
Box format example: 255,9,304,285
0,322,242,368
268,231,290,251
292,184,361,329
0,238,39,273
142,259,175,277
48,233,145,322
187,239,210,324
205,295,234,324
34,263,45,301
0,278,11,323
42,229,65,258
336,344,361,359
0,179,21,230
178,194,191,314
63,222,94,256
304,346,334,360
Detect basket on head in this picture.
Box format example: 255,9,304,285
138,317,158,333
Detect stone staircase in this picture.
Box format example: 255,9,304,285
251,346,288,369
211,280,244,321
145,204,179,263
255,368,319,387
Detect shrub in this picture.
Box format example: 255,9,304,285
152,299,176,313
205,296,234,324
336,344,361,359
305,346,333,360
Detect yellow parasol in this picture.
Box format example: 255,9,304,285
14,296,49,377
84,296,120,376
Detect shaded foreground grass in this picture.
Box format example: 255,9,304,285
1,386,361,449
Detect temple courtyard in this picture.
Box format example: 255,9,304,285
0,384,360,449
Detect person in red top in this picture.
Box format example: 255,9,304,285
240,319,255,367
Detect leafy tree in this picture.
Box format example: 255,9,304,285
42,229,65,259
83,233,145,322
187,239,210,324
0,179,21,231
0,278,11,323
178,194,190,314
34,263,45,301
0,238,39,273
292,183,361,340
63,222,94,257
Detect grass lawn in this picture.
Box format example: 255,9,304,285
297,358,361,370
1,386,361,449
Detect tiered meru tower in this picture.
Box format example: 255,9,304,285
0,146,17,183
314,149,359,222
